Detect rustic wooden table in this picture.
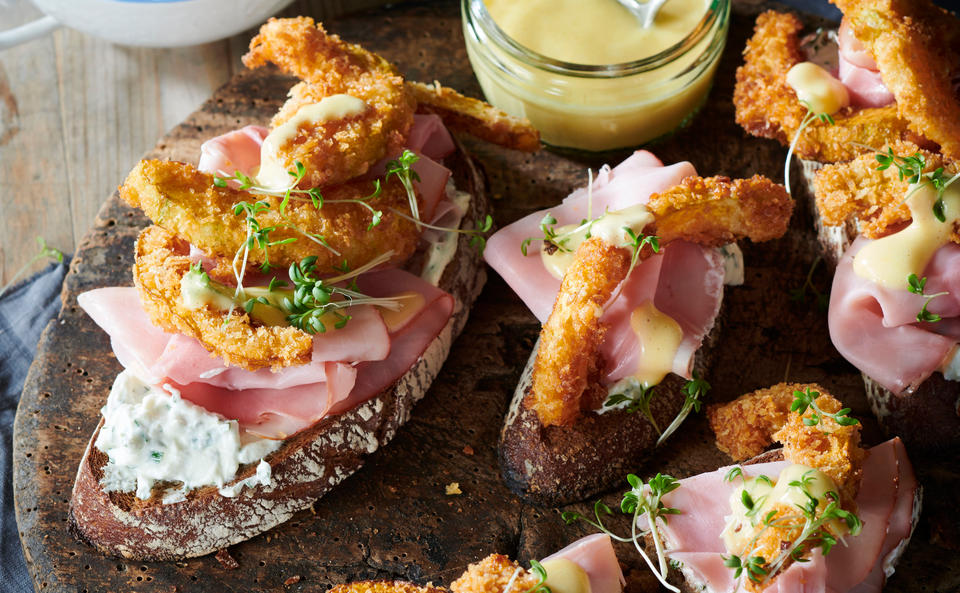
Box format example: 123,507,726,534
10,2,960,593
0,0,402,286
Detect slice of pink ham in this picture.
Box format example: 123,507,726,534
77,267,453,438
648,439,916,593
169,361,358,440
542,534,625,593
829,237,960,394
483,151,723,384
328,268,454,415
836,18,894,108
197,125,270,181
78,288,391,389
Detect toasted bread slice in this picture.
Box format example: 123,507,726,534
498,314,721,506
69,142,489,560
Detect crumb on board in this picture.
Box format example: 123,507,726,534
463,445,475,456
285,575,302,586
214,548,238,570
445,482,462,495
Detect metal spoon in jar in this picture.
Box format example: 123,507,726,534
615,0,670,28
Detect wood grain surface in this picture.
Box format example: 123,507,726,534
12,1,960,592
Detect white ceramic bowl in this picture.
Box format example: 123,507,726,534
1,0,294,49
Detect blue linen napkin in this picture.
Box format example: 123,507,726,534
0,259,70,593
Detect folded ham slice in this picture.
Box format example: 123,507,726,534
77,266,453,439
836,17,895,108
829,237,960,394
543,534,625,593
483,151,724,385
650,439,917,593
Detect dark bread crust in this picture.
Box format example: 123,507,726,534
498,303,723,507
69,142,489,560
800,161,960,452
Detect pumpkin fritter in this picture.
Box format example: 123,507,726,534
733,11,921,164
120,159,419,274
648,175,793,246
834,0,960,161
813,141,960,240
134,225,313,371
451,554,539,593
242,17,416,188
407,81,540,152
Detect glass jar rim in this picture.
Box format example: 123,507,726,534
463,0,729,78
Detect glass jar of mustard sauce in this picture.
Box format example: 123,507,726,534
462,0,730,152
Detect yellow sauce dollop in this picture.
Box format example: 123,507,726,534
630,300,684,388
786,62,850,115
853,181,960,289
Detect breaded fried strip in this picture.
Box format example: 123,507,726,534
407,81,540,152
709,381,863,505
734,11,807,146
774,389,864,508
734,11,917,163
528,238,632,427
242,17,416,187
836,0,960,160
451,554,538,593
706,382,807,461
120,159,419,272
332,583,448,593
813,141,960,240
134,225,313,371
647,175,794,247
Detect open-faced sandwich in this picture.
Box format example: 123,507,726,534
733,0,960,260
809,144,960,450
483,151,794,505
733,1,960,451
325,533,624,593
69,17,538,560
695,383,920,593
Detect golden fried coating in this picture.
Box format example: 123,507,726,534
774,390,864,508
813,141,960,240
528,175,792,427
133,225,313,371
835,0,960,161
408,81,541,152
243,17,416,187
710,382,863,505
707,382,808,461
528,238,633,427
120,159,419,273
734,11,806,146
714,384,864,590
332,583,448,593
733,11,918,163
450,554,538,593
647,175,794,247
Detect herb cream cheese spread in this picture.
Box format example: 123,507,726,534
96,370,282,503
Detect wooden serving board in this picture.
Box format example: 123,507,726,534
13,1,960,592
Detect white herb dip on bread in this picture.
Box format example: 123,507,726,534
96,370,281,503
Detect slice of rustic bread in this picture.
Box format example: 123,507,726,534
498,303,722,507
69,143,489,560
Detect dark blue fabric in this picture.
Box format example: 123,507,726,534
0,259,70,593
